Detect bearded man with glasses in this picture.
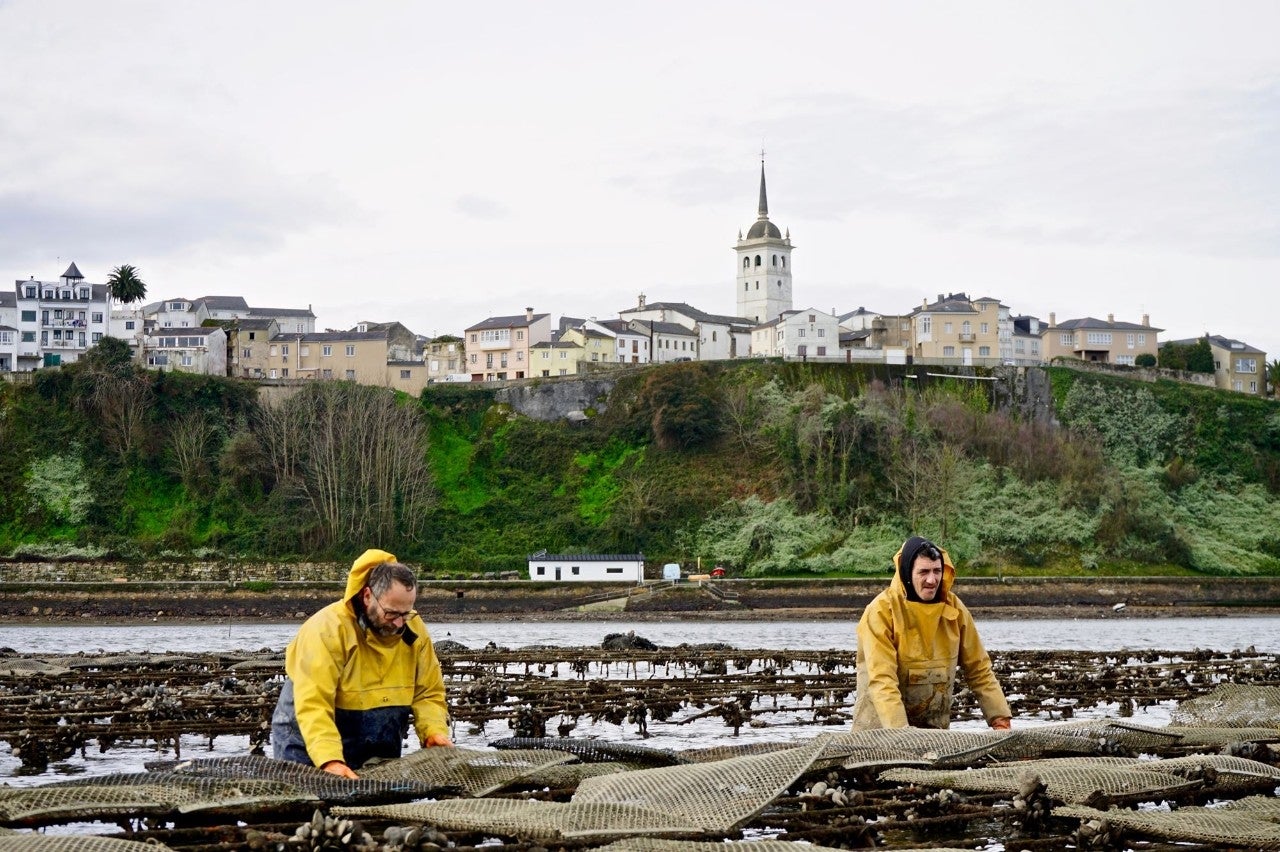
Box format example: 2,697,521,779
272,549,453,777
851,536,1012,732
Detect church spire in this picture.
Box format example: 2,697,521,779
757,160,769,219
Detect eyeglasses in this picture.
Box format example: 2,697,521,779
370,597,416,622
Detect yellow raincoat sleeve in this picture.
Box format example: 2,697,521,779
411,627,451,741
287,615,351,768
856,596,910,728
955,599,1012,723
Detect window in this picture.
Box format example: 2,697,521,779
296,323,304,333
182,353,194,367
605,567,624,574
571,566,580,575
125,320,135,330
772,255,778,267
0,331,9,344
24,286,34,298
743,258,750,269
470,333,477,342
535,566,545,576
816,346,826,356
21,331,34,342
517,330,524,341
345,345,355,356
269,368,278,378
944,322,953,334
516,351,523,361
1060,333,1074,346
91,312,103,323
817,328,825,338
322,344,332,357
797,344,807,356
281,344,289,355
1138,334,1147,345
322,369,333,378
559,351,566,359
20,310,35,322
169,301,184,310
962,321,971,335
558,368,567,376
1237,359,1257,373
981,323,989,334
1250,381,1258,392
79,288,89,299
270,345,278,356
248,332,256,340
242,348,252,358
943,346,956,356
921,316,931,334
1015,340,1025,353
797,328,805,338
345,369,355,379
1233,380,1243,391
1127,333,1136,348
1031,341,1040,355
754,255,761,267
400,369,411,379
808,314,815,322
470,353,477,363
1086,332,1113,345
979,346,991,356
1115,355,1135,365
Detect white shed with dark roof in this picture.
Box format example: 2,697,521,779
527,550,645,582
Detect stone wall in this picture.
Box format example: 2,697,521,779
0,561,348,584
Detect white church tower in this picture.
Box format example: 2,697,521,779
735,160,793,324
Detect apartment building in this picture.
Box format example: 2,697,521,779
142,326,228,375
1042,313,1161,365
559,321,616,368
1166,335,1267,396
464,309,552,381
751,308,841,359
626,319,699,363
4,263,111,370
909,293,1007,366
142,295,316,335
227,318,279,378
1010,316,1044,366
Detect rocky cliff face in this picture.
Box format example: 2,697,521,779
495,376,617,422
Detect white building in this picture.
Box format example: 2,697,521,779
597,319,651,364
5,263,112,370
142,326,228,375
617,296,751,360
527,551,646,582
735,162,793,325
751,308,841,360
141,295,316,334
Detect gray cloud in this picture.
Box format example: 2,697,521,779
655,83,1280,259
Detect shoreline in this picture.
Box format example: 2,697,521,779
2,604,1278,627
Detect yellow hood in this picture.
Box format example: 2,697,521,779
889,540,956,600
343,548,398,603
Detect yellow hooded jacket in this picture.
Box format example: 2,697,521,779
852,543,1010,730
272,549,449,769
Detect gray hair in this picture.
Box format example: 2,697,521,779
367,561,418,598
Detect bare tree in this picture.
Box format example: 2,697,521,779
261,383,435,548
168,412,220,495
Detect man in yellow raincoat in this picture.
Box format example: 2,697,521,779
852,536,1012,731
271,549,452,778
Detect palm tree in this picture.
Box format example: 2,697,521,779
106,264,147,306
1268,359,1280,397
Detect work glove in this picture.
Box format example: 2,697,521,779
425,732,454,747
990,716,1012,730
322,760,359,779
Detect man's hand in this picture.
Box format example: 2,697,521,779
990,716,1012,730
425,732,454,747
321,760,359,779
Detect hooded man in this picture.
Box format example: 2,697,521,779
271,549,452,778
852,536,1012,731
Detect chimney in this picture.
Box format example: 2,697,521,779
1049,312,1056,327
1107,313,1114,324
525,307,533,322
638,293,646,308
1141,313,1149,327
937,293,945,303
923,298,928,309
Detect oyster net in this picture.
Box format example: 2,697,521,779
1059,796,1280,849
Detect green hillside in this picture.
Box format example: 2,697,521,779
1,343,1277,576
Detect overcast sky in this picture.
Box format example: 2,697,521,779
5,1,1278,357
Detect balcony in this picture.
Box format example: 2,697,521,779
958,332,976,343
42,319,88,329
